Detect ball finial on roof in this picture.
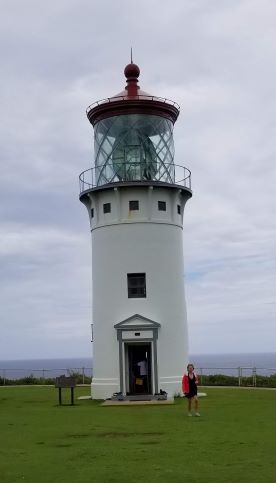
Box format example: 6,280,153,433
124,62,140,79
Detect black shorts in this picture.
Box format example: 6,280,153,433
185,390,197,399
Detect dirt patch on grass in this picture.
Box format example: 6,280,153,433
139,441,160,445
23,400,49,404
66,433,91,439
55,443,73,448
97,431,164,438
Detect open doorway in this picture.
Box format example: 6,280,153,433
125,343,152,395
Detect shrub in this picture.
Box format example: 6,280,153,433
201,374,239,386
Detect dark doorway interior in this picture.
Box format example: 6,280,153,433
127,343,152,395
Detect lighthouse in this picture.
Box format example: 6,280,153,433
79,60,192,399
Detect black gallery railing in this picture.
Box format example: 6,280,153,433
86,95,180,115
79,162,191,194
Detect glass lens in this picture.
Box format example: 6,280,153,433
94,114,175,186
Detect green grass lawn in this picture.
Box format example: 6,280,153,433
0,386,276,483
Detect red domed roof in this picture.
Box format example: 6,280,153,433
86,61,180,126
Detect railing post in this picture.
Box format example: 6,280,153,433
253,367,257,387
238,367,241,386
82,367,85,385
3,369,6,386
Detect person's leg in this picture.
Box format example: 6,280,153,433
187,397,192,415
194,396,200,416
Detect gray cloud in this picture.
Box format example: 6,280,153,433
0,0,275,358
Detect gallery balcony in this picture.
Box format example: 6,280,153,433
79,162,191,197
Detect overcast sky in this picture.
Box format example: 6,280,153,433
0,0,275,360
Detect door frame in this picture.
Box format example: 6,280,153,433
114,314,160,395
124,341,153,395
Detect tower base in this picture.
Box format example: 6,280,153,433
91,379,120,400
91,378,183,400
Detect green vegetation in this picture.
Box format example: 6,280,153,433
201,374,240,386
0,386,276,482
2,372,276,388
0,371,92,386
200,373,276,387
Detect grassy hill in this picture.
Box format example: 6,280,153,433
0,386,275,482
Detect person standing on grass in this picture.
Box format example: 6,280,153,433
182,363,200,417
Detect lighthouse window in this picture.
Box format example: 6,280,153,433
177,204,181,214
103,203,111,214
91,208,94,218
127,273,146,298
129,200,139,211
158,201,166,211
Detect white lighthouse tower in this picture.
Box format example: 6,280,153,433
79,60,192,399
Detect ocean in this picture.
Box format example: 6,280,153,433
0,353,276,380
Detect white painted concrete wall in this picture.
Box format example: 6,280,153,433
85,185,190,399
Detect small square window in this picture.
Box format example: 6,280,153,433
158,201,166,211
103,203,111,214
127,273,146,298
177,204,181,215
91,208,94,218
129,200,139,211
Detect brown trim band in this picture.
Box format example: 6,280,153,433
87,99,179,126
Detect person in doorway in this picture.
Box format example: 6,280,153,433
182,363,200,417
137,359,148,377
136,359,148,392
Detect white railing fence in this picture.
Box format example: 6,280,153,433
195,367,276,387
0,366,276,387
0,367,92,385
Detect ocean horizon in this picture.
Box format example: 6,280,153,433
1,352,276,379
